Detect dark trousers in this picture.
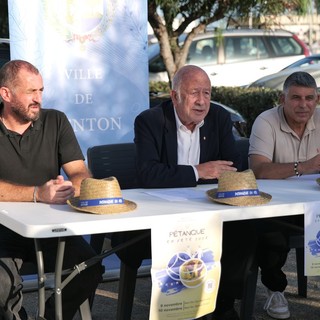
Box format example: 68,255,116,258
0,225,104,320
218,221,257,299
112,229,151,269
256,215,304,292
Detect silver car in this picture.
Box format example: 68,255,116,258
248,65,320,90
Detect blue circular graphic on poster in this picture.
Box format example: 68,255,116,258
166,252,191,281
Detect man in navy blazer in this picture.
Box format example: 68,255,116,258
135,95,241,188
115,65,256,320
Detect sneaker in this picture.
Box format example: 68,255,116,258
264,289,290,319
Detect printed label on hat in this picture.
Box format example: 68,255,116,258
79,197,124,207
216,189,260,199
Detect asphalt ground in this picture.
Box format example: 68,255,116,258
22,250,320,320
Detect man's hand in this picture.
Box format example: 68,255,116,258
36,175,75,204
195,160,237,180
299,153,320,175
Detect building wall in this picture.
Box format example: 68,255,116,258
266,14,320,53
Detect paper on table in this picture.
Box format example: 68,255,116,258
144,188,206,201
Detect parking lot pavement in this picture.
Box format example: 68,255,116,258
23,250,320,320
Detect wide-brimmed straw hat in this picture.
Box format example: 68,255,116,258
67,176,137,214
206,169,272,206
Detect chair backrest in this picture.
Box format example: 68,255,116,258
87,143,139,189
235,138,249,171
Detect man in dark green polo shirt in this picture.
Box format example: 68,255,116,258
0,59,104,320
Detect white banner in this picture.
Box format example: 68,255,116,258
304,201,320,276
150,211,222,320
8,0,149,155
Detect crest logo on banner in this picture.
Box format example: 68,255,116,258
8,0,149,155
42,0,117,47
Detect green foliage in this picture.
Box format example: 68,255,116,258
149,81,281,136
149,81,171,93
211,86,281,135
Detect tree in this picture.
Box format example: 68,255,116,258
148,0,314,83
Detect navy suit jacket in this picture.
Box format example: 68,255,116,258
134,100,241,188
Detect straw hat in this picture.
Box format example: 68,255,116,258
67,177,137,214
206,169,271,206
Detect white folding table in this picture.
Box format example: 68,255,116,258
0,175,319,319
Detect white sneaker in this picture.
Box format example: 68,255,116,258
263,289,290,319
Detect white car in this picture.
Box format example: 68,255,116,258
149,29,311,87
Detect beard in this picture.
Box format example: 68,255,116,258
11,100,41,123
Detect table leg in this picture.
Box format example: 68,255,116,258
54,237,66,320
34,239,46,318
34,237,85,320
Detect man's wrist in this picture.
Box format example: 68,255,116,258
33,186,38,203
192,165,199,181
294,161,302,177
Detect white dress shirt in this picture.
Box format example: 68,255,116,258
174,108,204,180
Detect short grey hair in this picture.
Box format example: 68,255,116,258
283,71,317,93
0,60,40,89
